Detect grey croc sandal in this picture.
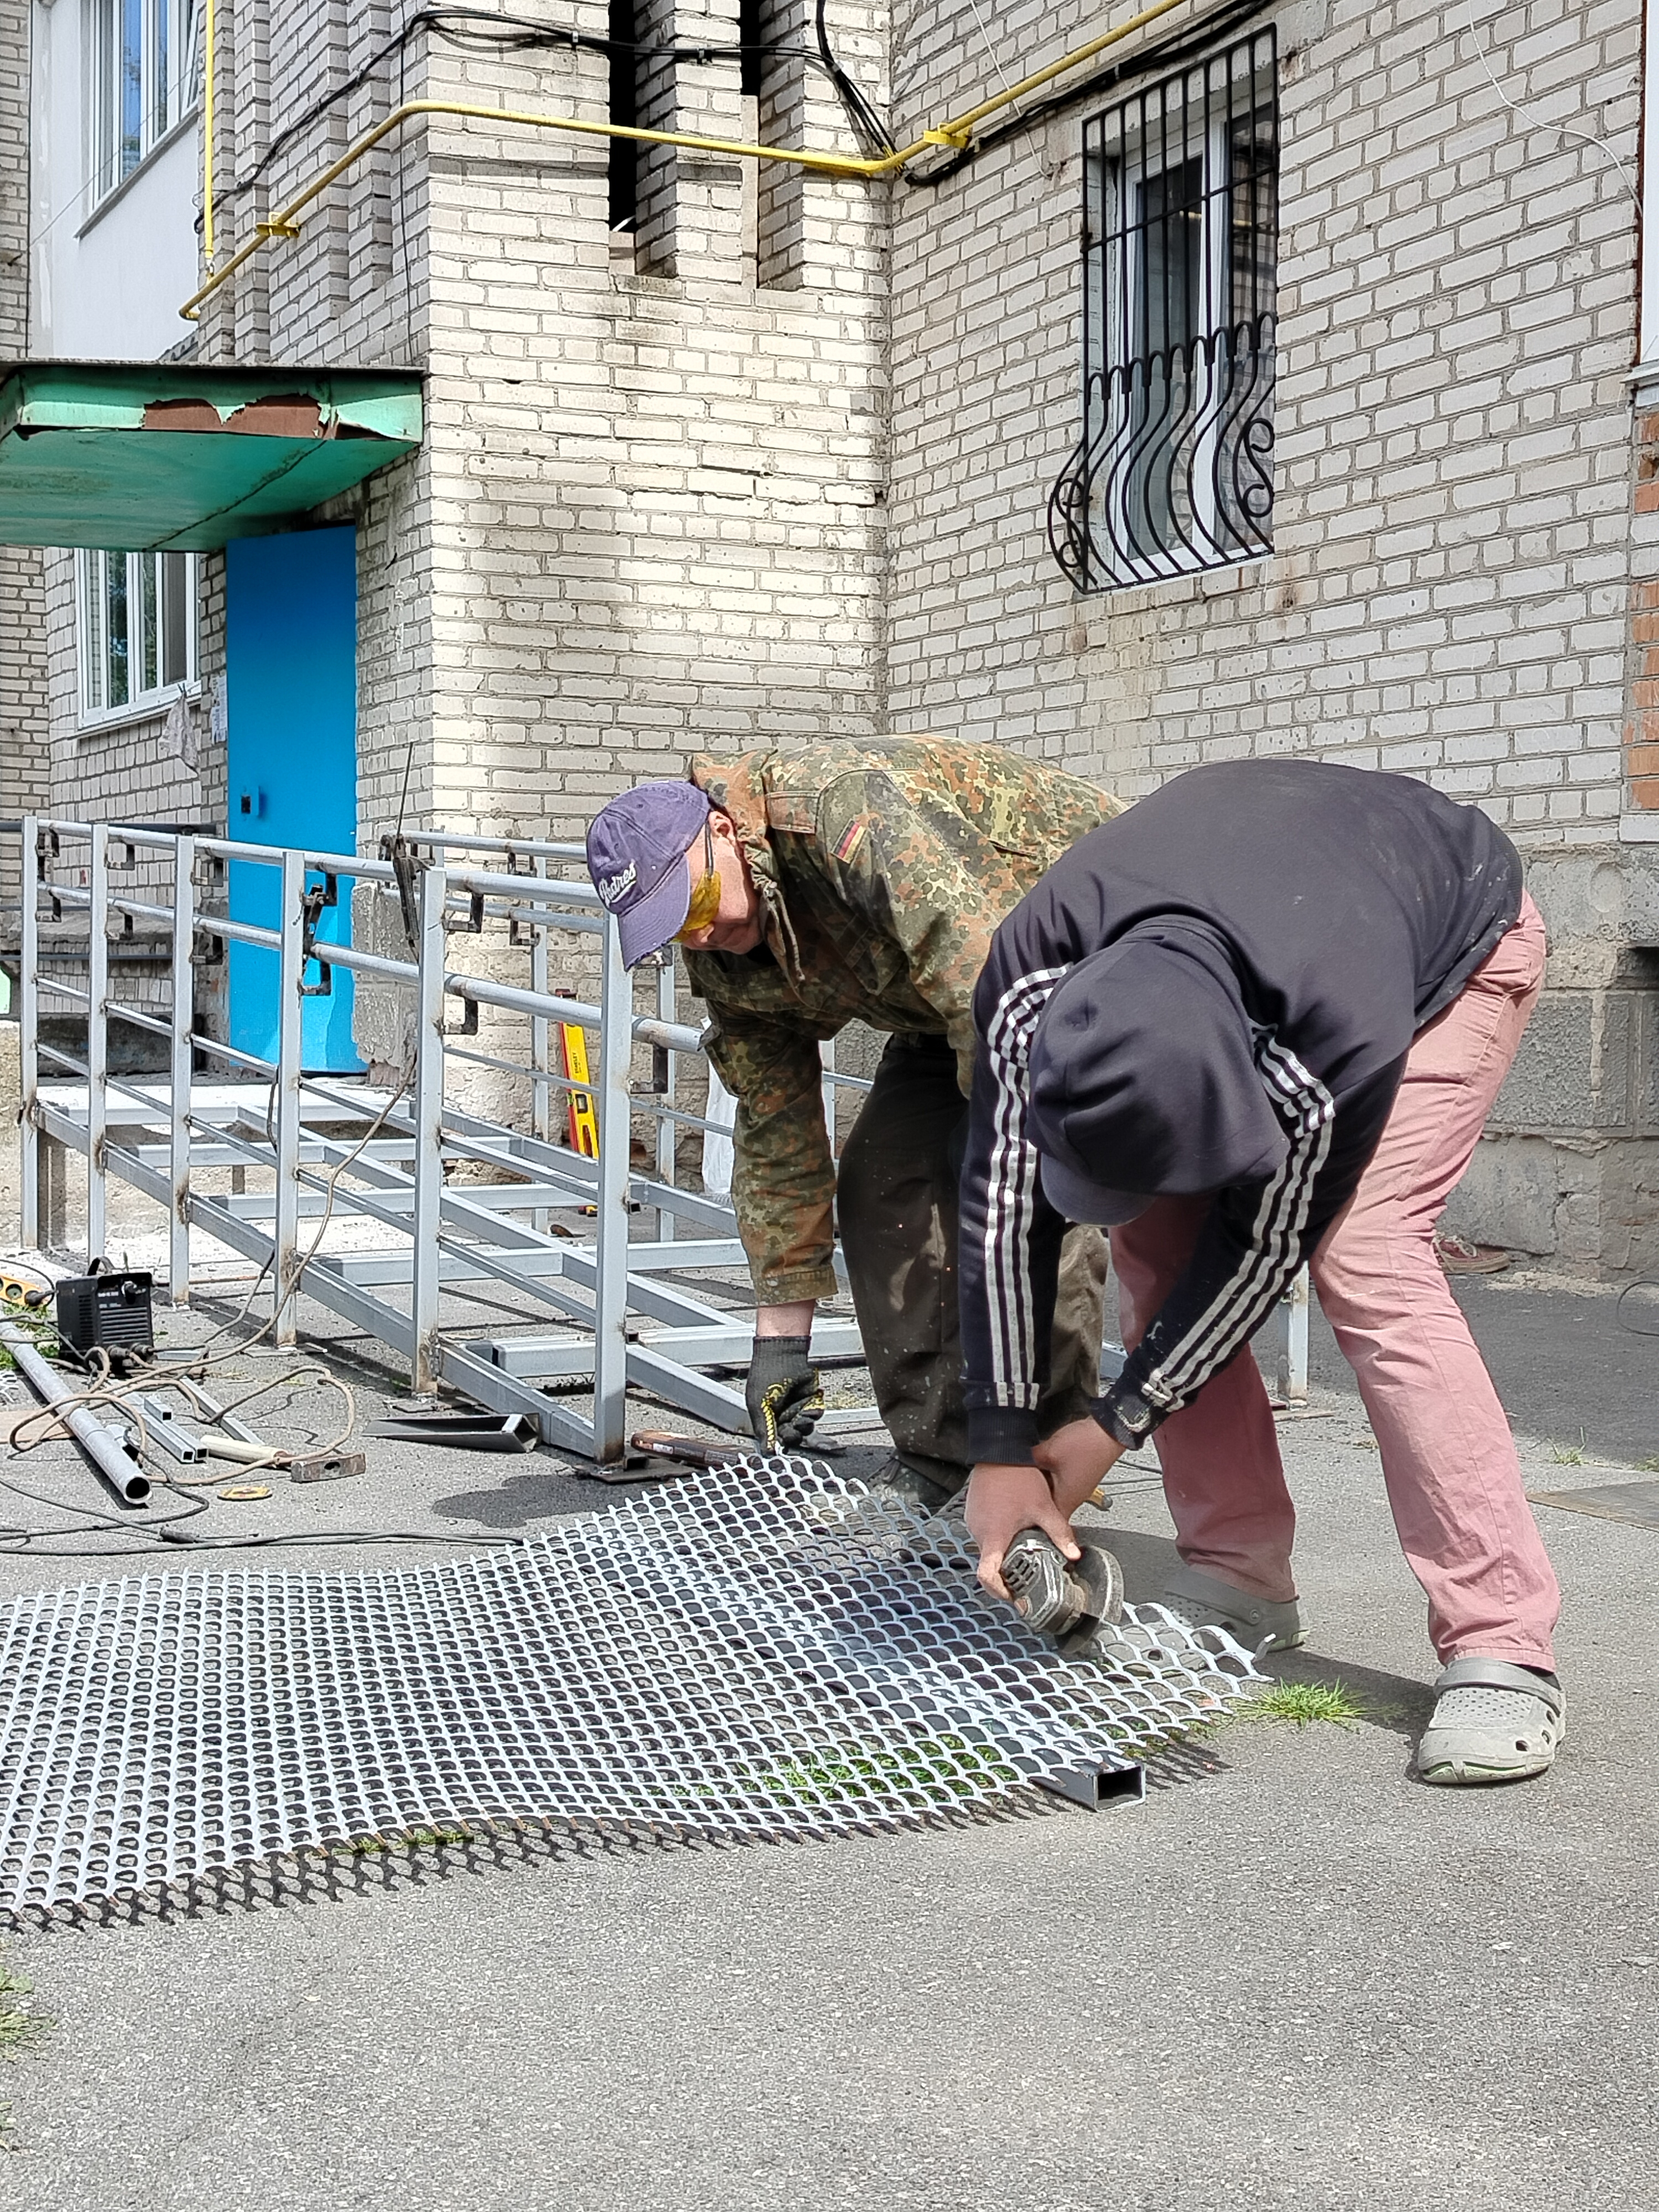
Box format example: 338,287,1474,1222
1157,1564,1308,1654
1416,1656,1566,1786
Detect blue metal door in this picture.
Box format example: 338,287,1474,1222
225,527,361,1071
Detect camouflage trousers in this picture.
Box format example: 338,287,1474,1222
837,1032,1109,1490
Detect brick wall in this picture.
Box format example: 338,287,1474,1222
0,0,28,347
883,0,1659,1273
40,551,225,832
0,0,47,951
180,1,891,859
886,0,1642,828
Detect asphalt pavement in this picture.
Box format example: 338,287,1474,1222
1,1276,1656,2210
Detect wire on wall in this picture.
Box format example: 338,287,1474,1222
212,4,889,224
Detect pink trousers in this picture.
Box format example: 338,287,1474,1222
1110,894,1558,1669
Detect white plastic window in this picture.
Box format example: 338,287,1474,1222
78,550,199,721
87,0,199,207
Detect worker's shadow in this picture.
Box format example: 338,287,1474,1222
1108,1523,1433,1751
432,1457,606,1527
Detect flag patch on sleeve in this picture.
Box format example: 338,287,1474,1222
834,819,867,865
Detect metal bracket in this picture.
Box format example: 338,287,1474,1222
446,889,486,938
382,832,425,953
298,873,338,1000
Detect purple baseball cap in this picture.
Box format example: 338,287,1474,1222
586,781,713,968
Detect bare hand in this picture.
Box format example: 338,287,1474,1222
966,1462,1081,1603
1033,1417,1126,1515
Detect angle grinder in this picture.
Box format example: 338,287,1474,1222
1000,1527,1125,1656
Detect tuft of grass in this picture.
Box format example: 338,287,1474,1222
0,1954,48,2151
0,1958,43,2058
1548,1442,1586,1467
738,1735,1021,1809
1636,1457,1659,1475
1241,1679,1365,1730
335,1824,473,1857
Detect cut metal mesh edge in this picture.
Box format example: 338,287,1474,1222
0,1455,1265,1912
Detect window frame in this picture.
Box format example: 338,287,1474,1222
76,548,201,731
85,0,201,213
1050,29,1280,594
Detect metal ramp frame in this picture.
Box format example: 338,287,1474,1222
17,818,875,1462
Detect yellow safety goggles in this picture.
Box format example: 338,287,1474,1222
675,822,721,940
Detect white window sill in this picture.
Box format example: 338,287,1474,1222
76,681,200,740
76,106,201,240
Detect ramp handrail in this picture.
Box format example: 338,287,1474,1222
16,817,872,1462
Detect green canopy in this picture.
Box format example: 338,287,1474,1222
0,363,422,551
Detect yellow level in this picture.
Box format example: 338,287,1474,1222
560,1024,599,1159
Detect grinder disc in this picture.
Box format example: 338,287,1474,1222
1055,1538,1125,1655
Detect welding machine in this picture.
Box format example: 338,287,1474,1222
54,1270,155,1356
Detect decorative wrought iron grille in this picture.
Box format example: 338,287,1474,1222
0,1458,1262,1914
1048,30,1279,591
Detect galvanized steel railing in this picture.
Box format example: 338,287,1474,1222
15,817,870,1463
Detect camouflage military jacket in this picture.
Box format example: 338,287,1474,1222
682,737,1123,1305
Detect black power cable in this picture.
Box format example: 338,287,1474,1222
0,1457,558,1561
813,0,895,158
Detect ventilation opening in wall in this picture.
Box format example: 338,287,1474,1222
1048,28,1279,593
745,0,805,289
608,0,638,234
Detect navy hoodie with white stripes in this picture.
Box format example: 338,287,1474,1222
958,760,1524,1463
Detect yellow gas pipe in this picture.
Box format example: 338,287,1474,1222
182,0,1199,320
202,0,215,265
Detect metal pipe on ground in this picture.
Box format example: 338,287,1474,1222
0,1317,151,1507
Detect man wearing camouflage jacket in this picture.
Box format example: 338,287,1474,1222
585,734,1122,1507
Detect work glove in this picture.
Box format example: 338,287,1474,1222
745,1334,825,1452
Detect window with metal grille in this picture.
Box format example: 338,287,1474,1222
1048,31,1278,592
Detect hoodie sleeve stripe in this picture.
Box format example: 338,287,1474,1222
1137,1037,1335,1407
980,967,1072,1406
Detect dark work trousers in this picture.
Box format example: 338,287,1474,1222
836,1032,1108,1489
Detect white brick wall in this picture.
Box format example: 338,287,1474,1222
39,552,223,833
0,0,47,936
185,0,891,849
28,0,1652,857
885,0,1645,844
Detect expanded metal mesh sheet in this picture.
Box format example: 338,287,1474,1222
0,1456,1261,1912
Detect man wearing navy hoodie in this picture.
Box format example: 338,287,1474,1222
957,758,1563,1787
